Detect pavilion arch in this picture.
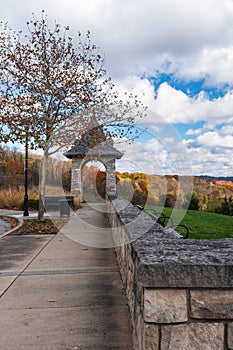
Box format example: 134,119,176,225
65,135,123,203
80,159,106,203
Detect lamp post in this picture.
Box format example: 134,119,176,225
23,129,29,216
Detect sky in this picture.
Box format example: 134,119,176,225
1,0,233,176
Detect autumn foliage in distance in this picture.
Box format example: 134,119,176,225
0,146,233,216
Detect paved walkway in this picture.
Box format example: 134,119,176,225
0,205,133,350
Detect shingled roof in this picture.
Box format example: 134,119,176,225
64,126,123,160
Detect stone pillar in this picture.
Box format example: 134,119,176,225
71,158,83,201
105,159,117,194
70,157,118,202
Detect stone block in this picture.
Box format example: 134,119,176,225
135,239,233,288
144,289,187,323
161,323,224,350
191,290,233,319
228,323,233,349
144,324,159,350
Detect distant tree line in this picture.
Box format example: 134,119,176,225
0,145,71,191
0,146,233,216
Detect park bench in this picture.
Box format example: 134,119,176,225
44,196,74,217
137,205,189,239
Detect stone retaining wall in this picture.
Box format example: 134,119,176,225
107,196,233,350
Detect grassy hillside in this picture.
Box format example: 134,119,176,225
146,206,233,240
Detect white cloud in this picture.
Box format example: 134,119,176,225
2,0,233,81
113,76,155,107
186,128,205,136
196,131,233,148
220,124,233,135
153,83,233,125
184,126,233,175
163,137,175,144
115,129,193,175
112,76,233,176
185,145,233,176
113,77,233,127
174,46,233,85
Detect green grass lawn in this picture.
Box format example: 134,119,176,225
145,206,233,240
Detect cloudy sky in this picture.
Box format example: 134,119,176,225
2,0,233,176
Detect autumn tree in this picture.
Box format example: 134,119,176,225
0,11,146,219
187,191,200,211
81,164,106,202
0,163,6,186
218,196,233,216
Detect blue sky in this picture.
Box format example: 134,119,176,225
1,0,233,176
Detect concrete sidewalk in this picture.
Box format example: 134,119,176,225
0,205,133,350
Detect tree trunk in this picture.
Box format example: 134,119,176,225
38,152,48,220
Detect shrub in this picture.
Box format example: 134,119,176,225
19,198,39,211
0,186,39,209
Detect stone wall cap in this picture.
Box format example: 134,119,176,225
109,196,233,288
134,236,233,288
